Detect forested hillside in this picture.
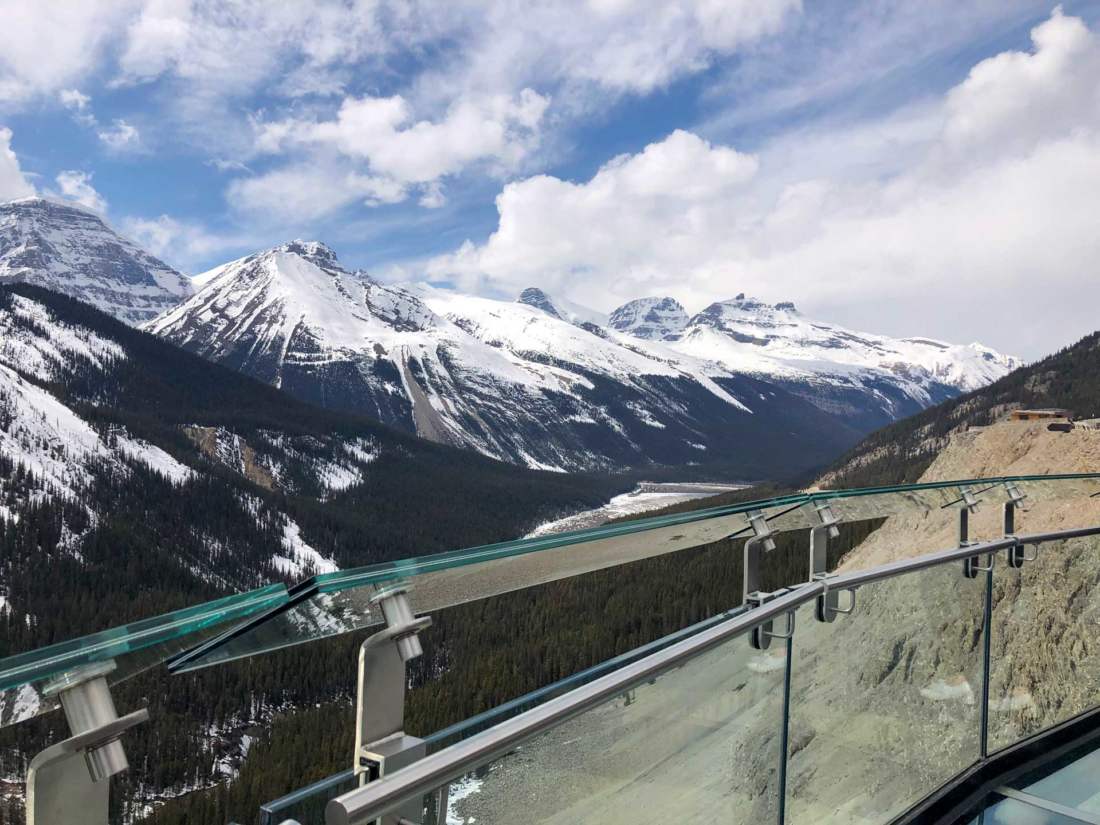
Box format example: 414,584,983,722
818,330,1100,489
0,284,628,823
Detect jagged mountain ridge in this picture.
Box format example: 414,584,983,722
0,198,193,324
148,242,862,476
608,296,690,340
605,293,1021,432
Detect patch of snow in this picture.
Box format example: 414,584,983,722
446,774,484,825
272,516,338,576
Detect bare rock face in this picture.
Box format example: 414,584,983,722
0,197,193,324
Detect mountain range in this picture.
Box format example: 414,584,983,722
0,198,1021,477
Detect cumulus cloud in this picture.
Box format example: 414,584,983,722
53,170,107,213
0,0,139,104
428,8,1100,358
235,89,548,218
0,128,34,200
59,89,91,112
227,162,406,223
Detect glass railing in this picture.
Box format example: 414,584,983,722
169,474,1100,673
2,473,1100,825
0,583,286,726
325,527,1100,825
259,606,747,824
0,474,1097,728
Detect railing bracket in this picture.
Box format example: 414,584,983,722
352,584,432,825
746,588,794,650
812,573,857,622
27,662,147,825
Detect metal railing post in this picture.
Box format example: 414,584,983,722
351,584,432,825
27,662,148,825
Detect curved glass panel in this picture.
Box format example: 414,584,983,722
975,795,1087,824
413,624,786,825
785,558,986,824
0,583,287,727
988,533,1100,752
256,607,749,823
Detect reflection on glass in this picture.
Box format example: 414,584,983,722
785,560,985,823
988,535,1100,752
978,795,1087,824
259,769,357,825
1017,746,1100,814
0,584,287,727
426,628,786,825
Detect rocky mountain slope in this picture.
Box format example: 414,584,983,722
0,198,193,324
0,196,1018,476
147,242,860,477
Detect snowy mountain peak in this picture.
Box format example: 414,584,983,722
608,297,689,340
691,295,800,332
278,240,341,267
517,287,561,317
516,287,608,328
0,197,193,325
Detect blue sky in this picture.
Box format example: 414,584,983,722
2,1,1100,357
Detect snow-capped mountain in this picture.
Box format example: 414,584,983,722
0,199,1017,474
0,198,193,324
147,242,859,475
609,293,1022,430
517,287,609,328
609,297,690,340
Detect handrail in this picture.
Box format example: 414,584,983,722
326,522,1100,825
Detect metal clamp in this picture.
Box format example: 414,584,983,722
1006,537,1038,569
28,662,147,825
960,486,981,513
746,588,794,650
812,500,841,539
746,509,776,551
1004,481,1028,509
811,573,856,622
964,553,996,576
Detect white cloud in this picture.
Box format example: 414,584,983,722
227,162,406,223
406,0,799,107
97,119,141,151
0,127,35,200
59,89,91,111
940,6,1100,161
0,1,140,104
120,213,247,270
427,9,1100,358
53,170,107,213
235,89,548,219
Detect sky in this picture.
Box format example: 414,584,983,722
1,0,1099,359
